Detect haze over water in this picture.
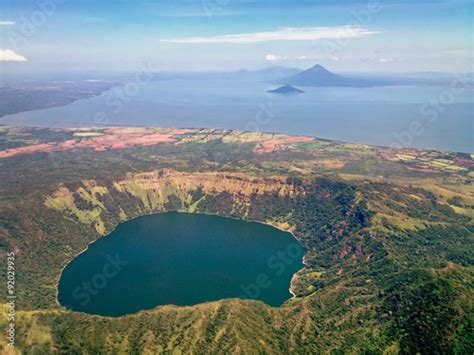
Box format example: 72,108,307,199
2,79,472,153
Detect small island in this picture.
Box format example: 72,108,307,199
267,84,305,95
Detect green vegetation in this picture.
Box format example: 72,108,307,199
0,126,472,354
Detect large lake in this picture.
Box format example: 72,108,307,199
58,212,304,317
2,79,472,152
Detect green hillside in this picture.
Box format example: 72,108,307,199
0,126,472,354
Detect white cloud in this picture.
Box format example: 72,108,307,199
0,20,15,25
266,54,288,61
378,58,394,63
161,26,379,44
266,54,343,62
0,49,27,62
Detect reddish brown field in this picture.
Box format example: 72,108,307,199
256,135,315,153
0,128,192,158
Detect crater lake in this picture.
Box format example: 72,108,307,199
58,212,305,316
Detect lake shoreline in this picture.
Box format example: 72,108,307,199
55,208,308,316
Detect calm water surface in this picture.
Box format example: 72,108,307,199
58,212,304,316
2,79,472,152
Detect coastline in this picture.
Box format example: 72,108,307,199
0,83,121,122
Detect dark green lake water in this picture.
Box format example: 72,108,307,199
58,212,305,316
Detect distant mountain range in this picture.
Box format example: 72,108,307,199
240,66,302,81
125,65,470,87
267,84,305,95
278,64,388,87
152,66,300,81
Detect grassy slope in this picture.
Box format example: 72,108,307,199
0,127,472,354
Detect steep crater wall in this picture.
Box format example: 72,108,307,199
11,169,372,309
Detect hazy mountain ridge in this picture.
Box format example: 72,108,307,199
278,64,392,87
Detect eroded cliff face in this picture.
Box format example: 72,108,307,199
116,169,300,197
45,169,304,235
42,169,311,305
40,168,373,310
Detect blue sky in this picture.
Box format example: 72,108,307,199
1,0,472,72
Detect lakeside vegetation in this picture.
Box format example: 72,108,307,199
0,126,472,354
